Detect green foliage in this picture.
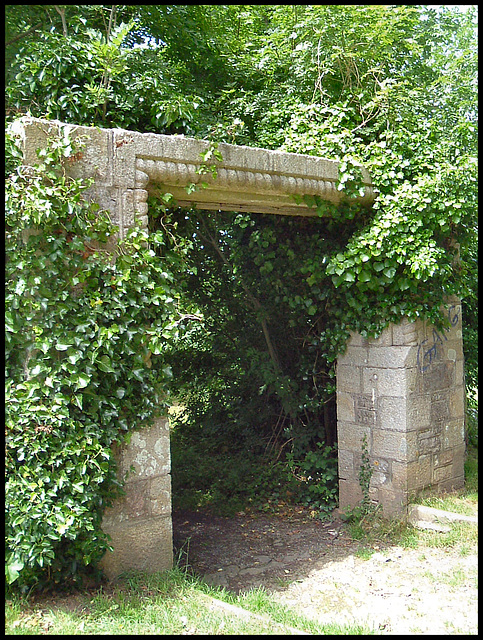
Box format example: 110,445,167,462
466,394,478,450
286,444,338,518
4,4,478,568
340,434,377,527
5,131,181,592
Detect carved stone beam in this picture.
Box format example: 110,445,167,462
133,135,375,218
11,118,375,239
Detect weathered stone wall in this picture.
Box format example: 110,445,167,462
100,418,173,580
337,297,465,517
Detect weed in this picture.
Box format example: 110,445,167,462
359,433,373,515
355,548,374,560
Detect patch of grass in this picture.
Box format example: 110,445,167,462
401,520,478,551
414,444,478,516
355,547,374,561
5,567,373,635
422,567,477,589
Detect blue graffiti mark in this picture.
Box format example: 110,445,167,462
417,305,459,373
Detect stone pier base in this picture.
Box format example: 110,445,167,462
336,298,466,518
100,417,173,579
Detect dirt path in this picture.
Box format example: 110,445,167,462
172,508,478,635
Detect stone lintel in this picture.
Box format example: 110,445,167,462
10,117,375,220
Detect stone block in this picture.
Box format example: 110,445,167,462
123,479,150,519
433,450,453,468
337,346,369,367
336,364,362,394
346,332,369,348
405,456,432,491
362,367,407,397
69,125,112,184
372,428,418,461
366,325,393,347
118,419,171,480
449,387,465,419
371,457,390,475
432,463,454,484
376,487,408,517
338,479,363,511
438,476,465,493
337,422,372,453
430,390,449,403
392,318,420,346
406,367,420,395
442,419,465,449
371,469,390,486
337,449,354,479
336,391,356,422
112,129,137,189
441,339,464,362
431,400,450,425
367,345,416,369
455,360,464,384
418,430,442,455
420,361,455,393
148,475,172,516
408,395,431,430
100,515,173,580
377,396,407,432
452,444,466,479
354,394,376,425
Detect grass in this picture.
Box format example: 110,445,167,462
412,446,478,517
5,567,373,635
421,567,478,589
6,430,477,635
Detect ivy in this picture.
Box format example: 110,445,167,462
5,131,186,592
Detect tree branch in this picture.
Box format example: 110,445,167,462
197,219,282,374
106,5,116,41
54,6,68,37
6,22,43,47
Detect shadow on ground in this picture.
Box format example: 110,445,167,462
172,508,366,594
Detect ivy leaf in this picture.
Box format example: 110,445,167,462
358,271,371,282
6,558,24,585
97,356,115,373
55,340,74,351
72,373,90,390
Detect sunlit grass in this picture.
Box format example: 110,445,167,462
414,445,478,517
5,567,373,635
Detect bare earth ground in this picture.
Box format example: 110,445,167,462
172,508,478,635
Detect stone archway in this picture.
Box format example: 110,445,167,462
12,117,466,579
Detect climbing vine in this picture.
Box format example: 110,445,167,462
5,130,190,591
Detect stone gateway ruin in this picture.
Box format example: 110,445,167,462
11,117,466,579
